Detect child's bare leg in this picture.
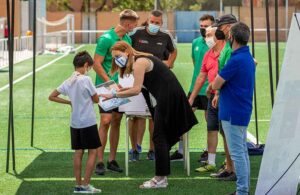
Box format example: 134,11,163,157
83,149,97,185
74,149,84,185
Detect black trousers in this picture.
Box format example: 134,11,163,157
153,123,171,176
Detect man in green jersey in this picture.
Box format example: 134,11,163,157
93,9,139,175
170,14,215,161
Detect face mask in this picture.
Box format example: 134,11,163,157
128,27,137,36
200,28,206,37
148,23,160,34
229,37,235,49
115,55,128,68
205,37,216,49
215,29,226,40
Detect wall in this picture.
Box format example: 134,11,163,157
0,0,21,36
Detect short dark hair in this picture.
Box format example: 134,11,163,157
199,14,215,22
151,10,163,17
73,51,93,68
230,22,250,46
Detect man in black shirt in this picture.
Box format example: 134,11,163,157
130,10,177,68
129,10,177,161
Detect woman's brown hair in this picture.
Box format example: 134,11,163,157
110,41,152,78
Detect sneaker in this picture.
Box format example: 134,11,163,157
210,169,231,178
95,162,105,175
137,144,142,153
221,172,237,181
78,184,101,193
129,144,142,154
170,150,183,161
198,150,208,162
74,186,83,193
211,170,237,181
147,150,155,160
107,160,123,173
130,150,139,162
195,163,216,173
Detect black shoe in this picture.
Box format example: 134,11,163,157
170,150,183,161
222,172,237,181
198,150,208,162
107,160,123,173
212,170,237,181
147,150,155,160
95,162,105,175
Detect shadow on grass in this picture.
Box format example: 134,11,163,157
15,151,262,195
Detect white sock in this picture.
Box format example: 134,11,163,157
208,153,216,165
178,140,183,154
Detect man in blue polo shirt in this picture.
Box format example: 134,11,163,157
209,22,255,195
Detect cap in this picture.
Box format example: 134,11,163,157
119,9,139,20
212,14,237,27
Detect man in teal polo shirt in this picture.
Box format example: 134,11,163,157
93,9,139,175
170,14,215,162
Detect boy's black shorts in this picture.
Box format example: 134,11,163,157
70,124,101,150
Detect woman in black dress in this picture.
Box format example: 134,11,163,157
100,41,198,189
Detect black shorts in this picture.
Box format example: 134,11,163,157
70,124,101,150
98,105,123,114
207,94,220,131
187,92,208,110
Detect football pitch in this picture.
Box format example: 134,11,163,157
0,42,285,194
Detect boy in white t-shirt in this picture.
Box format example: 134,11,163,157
49,51,101,194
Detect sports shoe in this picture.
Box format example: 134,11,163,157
195,163,216,173
77,184,101,193
74,186,83,193
211,169,231,178
130,150,139,162
221,171,237,181
95,162,105,175
198,150,208,162
129,144,142,154
170,150,183,161
211,169,237,181
137,144,142,153
147,150,155,160
107,160,123,173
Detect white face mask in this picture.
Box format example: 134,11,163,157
205,36,216,49
148,23,160,34
115,55,128,68
128,27,137,36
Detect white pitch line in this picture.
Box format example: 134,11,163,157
0,45,85,93
250,119,270,122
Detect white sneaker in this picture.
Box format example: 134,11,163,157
76,184,101,193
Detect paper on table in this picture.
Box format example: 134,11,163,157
96,80,130,111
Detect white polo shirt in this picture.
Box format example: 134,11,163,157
57,73,97,128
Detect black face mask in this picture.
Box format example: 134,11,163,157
215,29,226,40
200,28,206,37
229,37,235,48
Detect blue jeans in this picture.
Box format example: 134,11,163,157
222,120,250,195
